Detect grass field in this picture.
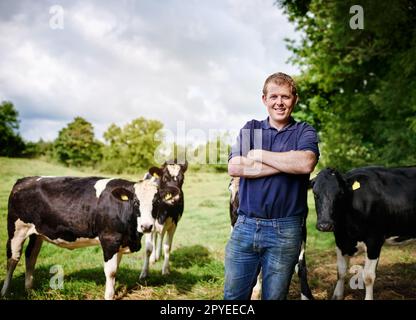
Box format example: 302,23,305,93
0,157,415,300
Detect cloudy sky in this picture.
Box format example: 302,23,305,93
0,0,300,145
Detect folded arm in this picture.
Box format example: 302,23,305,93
247,149,317,174
228,156,280,178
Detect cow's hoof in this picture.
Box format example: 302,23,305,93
331,294,343,300
162,268,170,276
25,285,33,291
25,286,34,294
300,293,310,300
25,280,34,291
250,291,261,300
139,272,148,281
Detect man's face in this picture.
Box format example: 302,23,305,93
262,82,297,129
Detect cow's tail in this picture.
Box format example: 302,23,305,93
297,218,314,300
297,249,314,300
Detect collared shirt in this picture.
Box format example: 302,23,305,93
229,117,320,219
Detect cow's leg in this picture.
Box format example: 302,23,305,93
1,239,16,297
155,229,165,262
1,222,32,297
25,235,43,290
140,232,154,280
362,239,382,300
149,232,158,264
162,224,176,276
332,246,350,300
101,234,123,300
362,256,378,300
297,241,314,300
250,271,262,300
103,251,123,300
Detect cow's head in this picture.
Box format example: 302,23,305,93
132,167,180,233
160,159,188,189
311,168,347,232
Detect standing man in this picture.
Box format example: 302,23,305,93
224,72,319,300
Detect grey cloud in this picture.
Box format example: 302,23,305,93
0,0,299,143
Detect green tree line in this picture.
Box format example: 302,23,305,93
0,101,165,173
0,101,229,173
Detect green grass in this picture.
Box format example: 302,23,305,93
0,157,235,300
2,157,415,300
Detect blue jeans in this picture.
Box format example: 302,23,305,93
224,215,303,300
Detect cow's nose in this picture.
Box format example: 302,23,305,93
141,224,153,233
317,223,333,232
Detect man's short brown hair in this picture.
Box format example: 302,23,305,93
262,72,297,97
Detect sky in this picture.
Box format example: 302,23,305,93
0,0,300,145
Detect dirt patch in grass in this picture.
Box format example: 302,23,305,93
288,244,416,300
120,244,416,300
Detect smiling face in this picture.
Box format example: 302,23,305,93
262,82,297,130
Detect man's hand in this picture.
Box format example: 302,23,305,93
228,156,279,178
247,149,264,163
257,150,317,174
246,149,317,174
229,149,316,177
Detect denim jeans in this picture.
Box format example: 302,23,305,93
224,215,303,300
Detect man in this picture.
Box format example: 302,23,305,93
224,72,319,300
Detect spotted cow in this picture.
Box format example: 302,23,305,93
1,170,179,300
311,166,416,300
140,160,187,279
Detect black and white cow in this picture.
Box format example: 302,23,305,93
228,177,314,300
140,160,187,280
311,166,416,300
1,172,179,300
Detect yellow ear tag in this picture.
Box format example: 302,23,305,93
352,181,361,191
164,193,172,200
153,173,159,178
121,195,129,201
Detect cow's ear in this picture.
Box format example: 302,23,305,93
111,188,133,202
308,177,316,189
160,186,180,205
149,167,163,179
180,159,188,172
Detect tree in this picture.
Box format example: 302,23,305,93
22,139,54,159
102,117,164,173
53,117,102,166
0,101,25,157
279,0,416,170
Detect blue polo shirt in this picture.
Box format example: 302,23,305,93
229,117,320,219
